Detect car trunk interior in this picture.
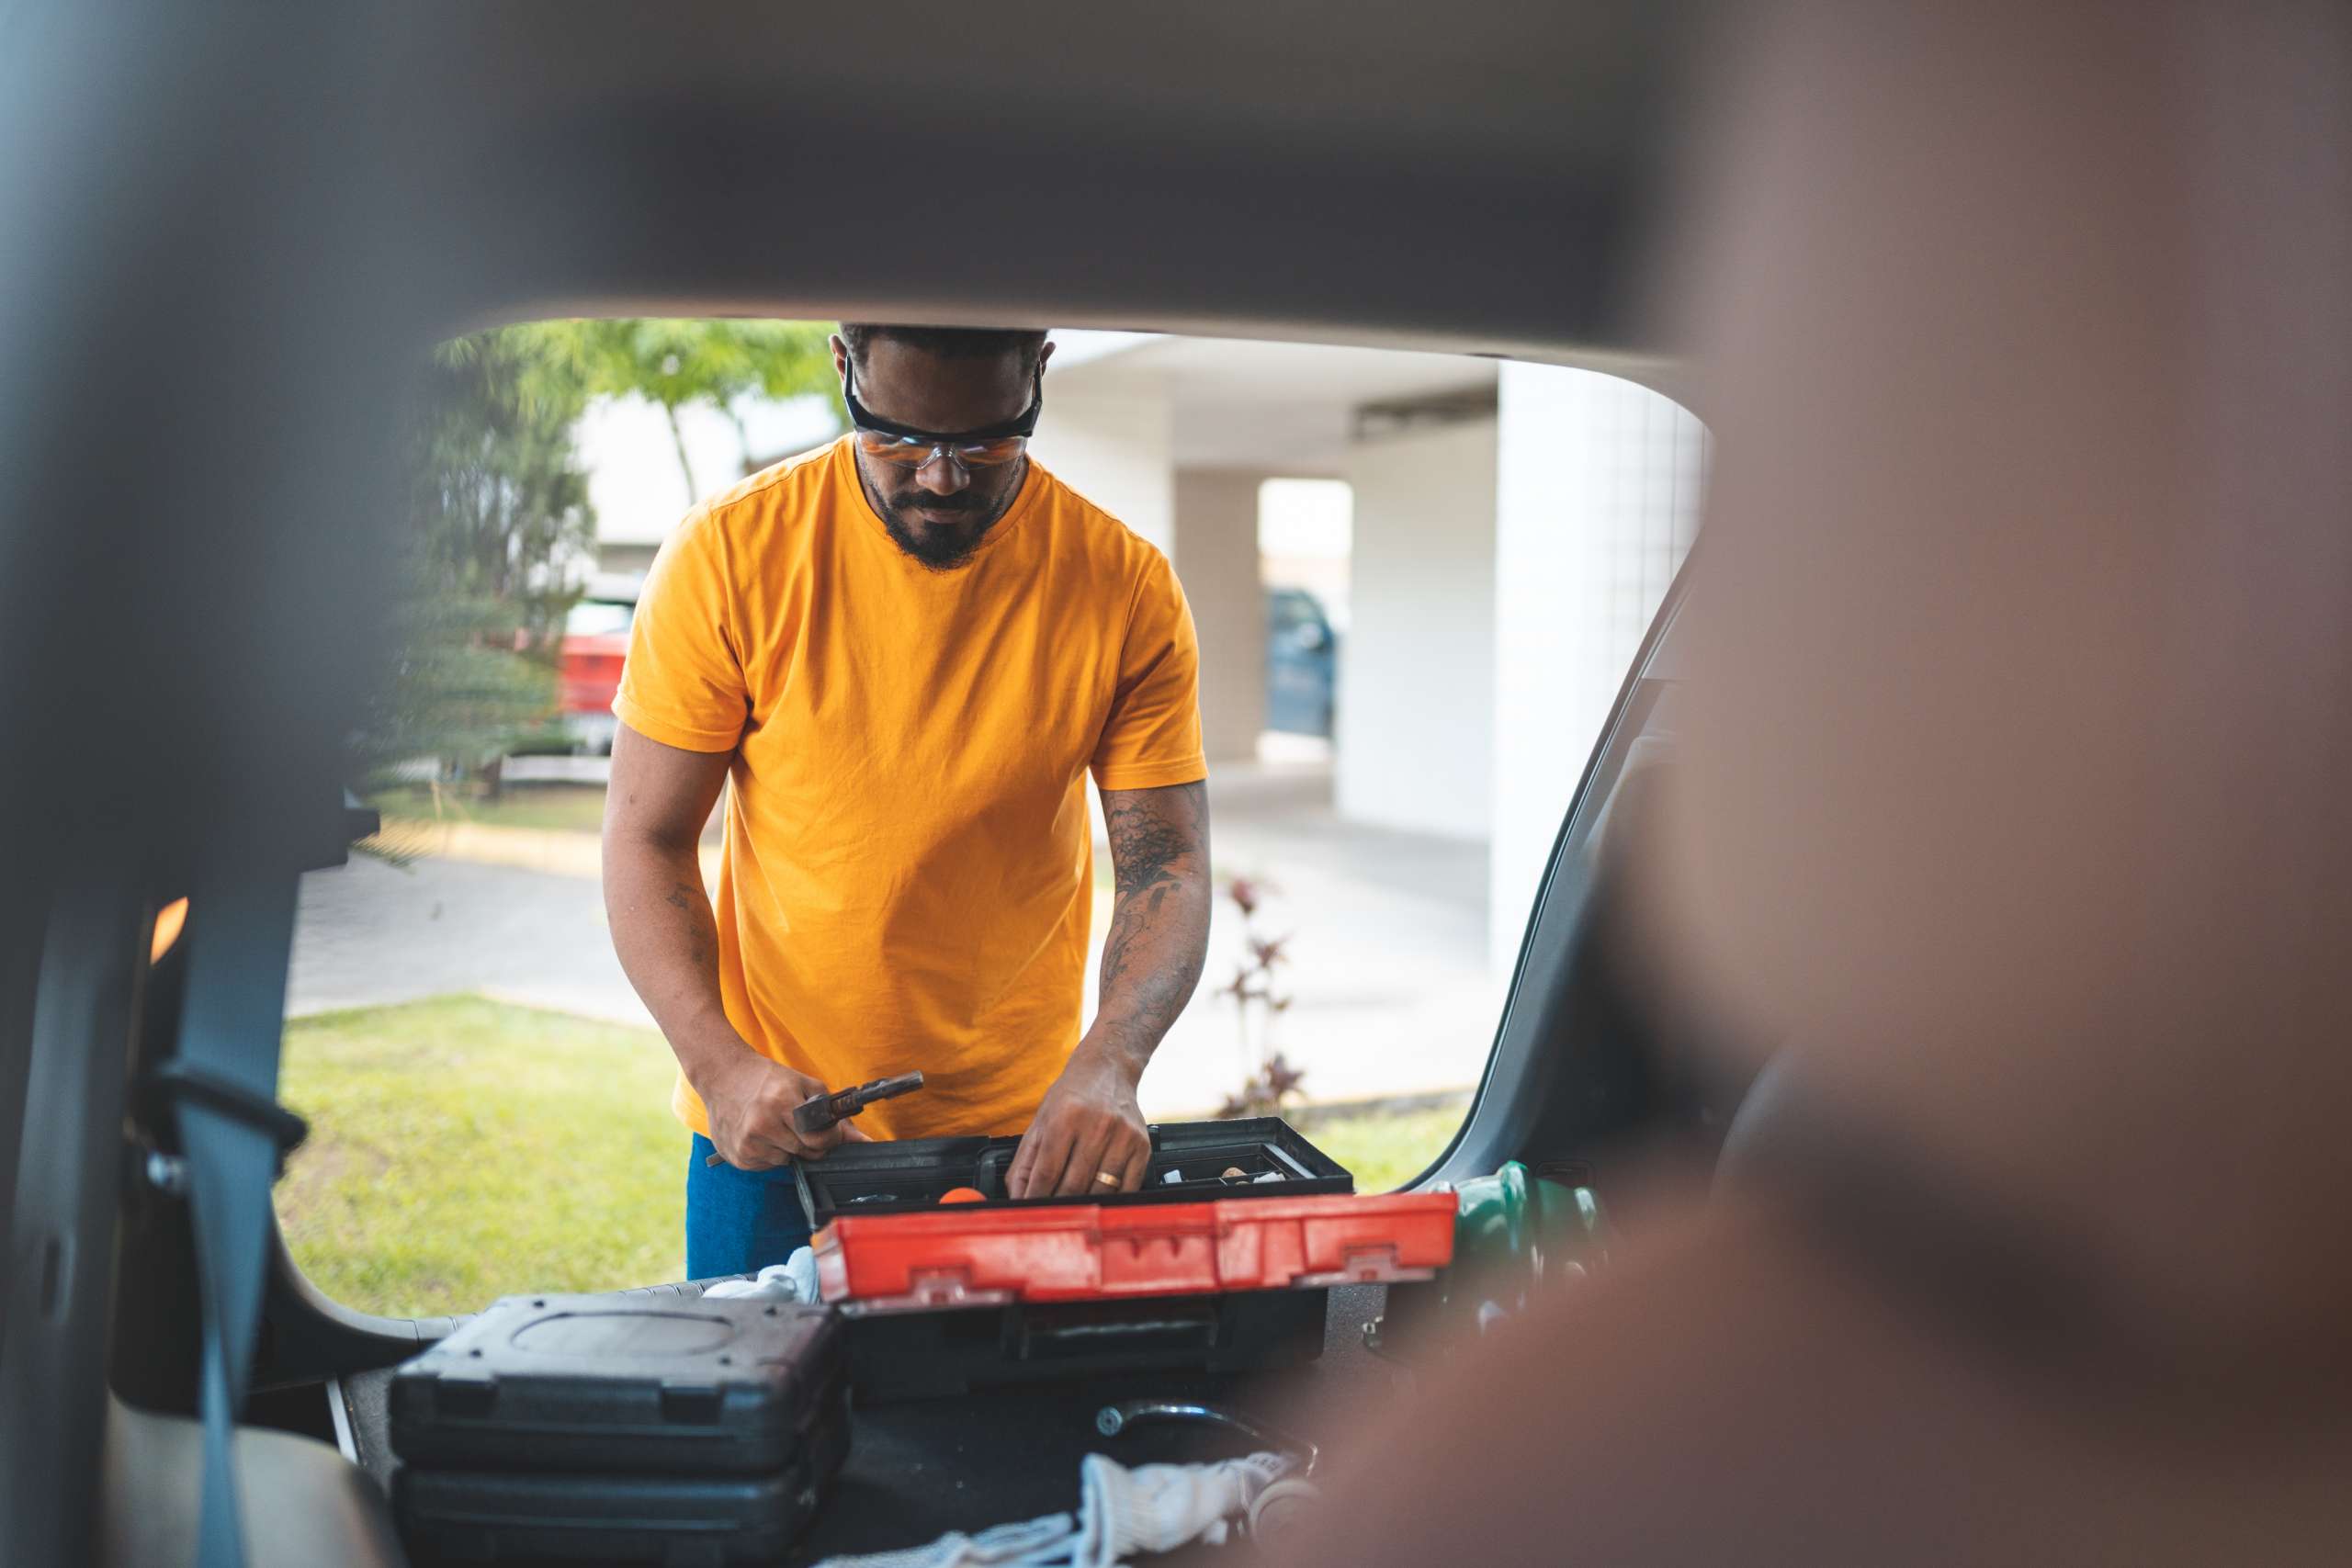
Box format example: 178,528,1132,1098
2,6,1727,1564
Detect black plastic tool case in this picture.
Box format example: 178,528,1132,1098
390,1294,843,1474
841,1287,1329,1402
393,1407,850,1566
794,1116,1351,1228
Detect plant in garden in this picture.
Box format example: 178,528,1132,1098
1217,1052,1306,1122
1214,875,1305,1118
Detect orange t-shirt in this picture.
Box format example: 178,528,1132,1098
613,436,1206,1141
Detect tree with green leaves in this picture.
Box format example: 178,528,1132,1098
354,329,596,801
355,319,837,807
412,331,596,643
508,319,838,504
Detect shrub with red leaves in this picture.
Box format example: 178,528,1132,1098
1216,875,1300,1117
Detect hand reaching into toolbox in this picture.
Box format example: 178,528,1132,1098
1004,1036,1153,1197
1007,782,1212,1197
703,1052,872,1170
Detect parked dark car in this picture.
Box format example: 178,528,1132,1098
1265,586,1336,737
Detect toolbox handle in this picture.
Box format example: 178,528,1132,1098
1007,1303,1220,1360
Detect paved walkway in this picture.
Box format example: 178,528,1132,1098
288,853,651,1026
288,760,1504,1117
1128,761,1504,1114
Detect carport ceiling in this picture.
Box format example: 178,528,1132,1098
1050,336,1502,474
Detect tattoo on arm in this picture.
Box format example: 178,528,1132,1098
1108,784,1200,898
1098,782,1211,1051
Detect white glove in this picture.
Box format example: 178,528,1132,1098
701,1246,818,1303
813,1448,1295,1568
811,1512,1074,1568
1072,1451,1293,1567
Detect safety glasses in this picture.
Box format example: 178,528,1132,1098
842,356,1043,469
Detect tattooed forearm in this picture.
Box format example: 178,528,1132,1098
1094,782,1211,1064
1100,894,1204,1034
1106,782,1205,897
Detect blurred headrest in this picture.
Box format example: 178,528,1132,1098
1640,0,2352,1358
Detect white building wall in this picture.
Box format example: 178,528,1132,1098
1488,364,1708,963
1336,417,1499,840
1030,389,1175,553
1258,477,1353,629
1171,468,1271,762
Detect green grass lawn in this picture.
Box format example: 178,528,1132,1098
277,996,1470,1320
277,997,687,1319
1303,1104,1468,1191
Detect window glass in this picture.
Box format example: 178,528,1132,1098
564,599,635,637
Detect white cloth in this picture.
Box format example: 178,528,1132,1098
808,1513,1076,1568
1073,1451,1292,1565
810,1451,1295,1568
701,1246,818,1303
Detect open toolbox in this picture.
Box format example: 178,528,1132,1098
796,1117,1453,1401
811,1186,1458,1401
792,1116,1349,1228
813,1191,1458,1306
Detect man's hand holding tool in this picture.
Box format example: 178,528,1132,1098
703,1069,926,1168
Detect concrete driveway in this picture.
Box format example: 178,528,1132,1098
288,853,650,1026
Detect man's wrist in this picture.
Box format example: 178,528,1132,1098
1074,1026,1151,1086
673,1013,759,1097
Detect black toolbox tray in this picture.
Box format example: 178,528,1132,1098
394,1400,850,1566
795,1116,1351,1228
840,1286,1329,1403
390,1293,843,1475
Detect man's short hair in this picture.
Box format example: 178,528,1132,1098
839,323,1048,378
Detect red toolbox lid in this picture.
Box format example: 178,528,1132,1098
813,1190,1456,1309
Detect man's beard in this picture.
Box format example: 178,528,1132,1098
864,467,1020,571
878,492,993,570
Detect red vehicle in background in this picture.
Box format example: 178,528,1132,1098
557,573,639,754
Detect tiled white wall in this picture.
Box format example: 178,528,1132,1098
1489,364,1708,962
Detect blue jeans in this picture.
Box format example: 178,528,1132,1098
685,1134,815,1280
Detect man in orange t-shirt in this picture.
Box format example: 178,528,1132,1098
603,324,1212,1278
